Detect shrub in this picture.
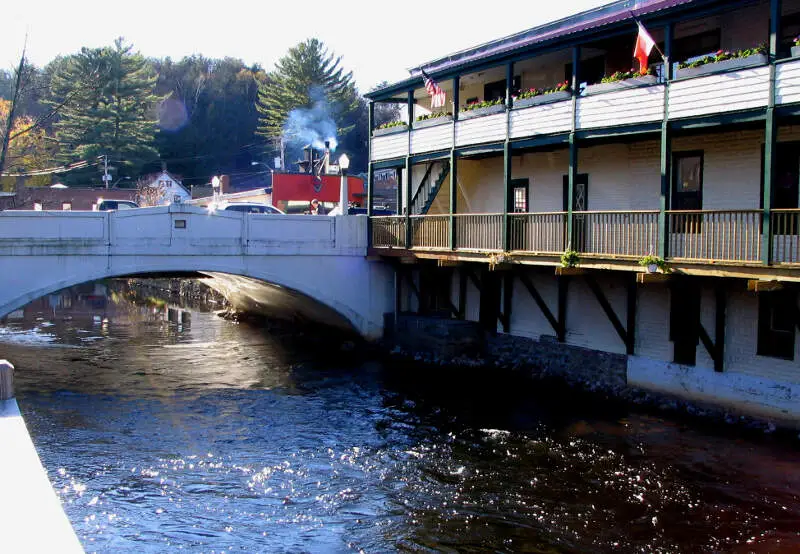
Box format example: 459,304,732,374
560,249,580,268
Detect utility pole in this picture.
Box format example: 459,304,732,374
102,155,110,189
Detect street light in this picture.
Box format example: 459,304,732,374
211,176,221,201
338,154,350,216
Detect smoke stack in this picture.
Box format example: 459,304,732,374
220,175,231,194
323,141,330,175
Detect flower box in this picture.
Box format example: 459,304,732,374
675,53,767,79
459,103,506,120
414,114,453,129
792,46,800,58
583,75,658,95
513,90,572,108
372,124,408,137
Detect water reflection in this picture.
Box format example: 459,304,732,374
1,282,799,553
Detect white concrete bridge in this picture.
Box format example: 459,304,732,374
0,205,393,339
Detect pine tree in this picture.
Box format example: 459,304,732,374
256,39,359,148
49,38,160,183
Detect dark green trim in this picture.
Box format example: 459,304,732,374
409,150,451,164
584,274,631,353
449,150,457,249
455,142,505,157
372,158,406,170
367,102,375,218
659,23,673,259
567,47,579,249
505,62,514,109
396,165,403,215
670,109,766,130
776,103,800,118
519,271,563,339
763,0,780,264
511,134,570,151
503,141,512,251
575,122,661,141
453,76,460,122
404,156,412,248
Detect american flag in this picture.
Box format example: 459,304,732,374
421,69,446,109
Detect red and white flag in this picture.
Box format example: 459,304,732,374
421,69,446,109
634,21,657,72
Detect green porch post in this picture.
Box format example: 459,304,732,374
762,0,781,264
405,90,414,248
503,63,514,251
367,101,375,218
659,23,673,259
567,47,580,249
450,76,459,250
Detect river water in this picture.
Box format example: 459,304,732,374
1,282,800,553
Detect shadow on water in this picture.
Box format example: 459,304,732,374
0,280,799,553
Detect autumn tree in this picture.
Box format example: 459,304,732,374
49,38,160,185
0,99,55,189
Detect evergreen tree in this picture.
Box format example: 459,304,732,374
256,39,359,156
49,38,159,184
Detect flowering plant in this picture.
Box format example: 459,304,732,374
515,81,570,100
560,249,580,268
376,120,407,130
600,67,655,84
677,44,766,70
794,36,800,47
460,97,504,112
416,111,451,122
638,254,668,272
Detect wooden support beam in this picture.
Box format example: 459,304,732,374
458,269,467,320
747,279,784,292
557,276,569,343
584,274,630,353
637,272,672,284
714,286,726,373
437,259,462,267
399,256,418,265
626,275,637,355
0,360,14,401
519,272,563,340
466,267,482,293
556,266,585,276
402,268,421,303
502,272,513,333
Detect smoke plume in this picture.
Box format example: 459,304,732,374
283,86,338,151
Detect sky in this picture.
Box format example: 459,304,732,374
4,0,612,92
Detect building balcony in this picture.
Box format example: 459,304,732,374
371,58,800,163
370,209,800,272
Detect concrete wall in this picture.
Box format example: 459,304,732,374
0,206,394,340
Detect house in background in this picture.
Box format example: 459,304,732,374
2,179,136,210
138,169,191,205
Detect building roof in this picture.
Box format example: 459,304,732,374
367,0,707,99
141,170,190,194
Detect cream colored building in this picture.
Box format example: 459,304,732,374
366,0,800,425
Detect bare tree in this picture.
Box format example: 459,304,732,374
134,177,166,206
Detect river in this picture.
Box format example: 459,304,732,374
1,281,799,553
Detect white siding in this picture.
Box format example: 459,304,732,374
669,66,770,119
410,124,453,154
509,101,572,138
776,59,800,105
455,113,507,147
577,85,665,129
371,133,408,161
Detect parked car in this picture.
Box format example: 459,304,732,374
96,199,139,211
211,202,285,214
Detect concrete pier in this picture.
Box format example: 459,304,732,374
0,360,84,553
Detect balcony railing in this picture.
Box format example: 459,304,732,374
371,216,406,248
666,210,762,263
771,209,800,264
371,209,800,269
454,214,503,251
410,214,450,249
509,212,566,254
573,211,660,258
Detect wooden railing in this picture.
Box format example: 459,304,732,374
667,210,762,262
370,209,800,268
509,212,566,253
573,211,659,258
370,216,406,248
771,209,800,264
410,215,450,249
454,214,503,251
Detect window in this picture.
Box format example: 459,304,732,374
512,181,528,213
62,202,72,211
483,76,521,103
758,291,797,360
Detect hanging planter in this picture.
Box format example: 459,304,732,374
373,123,408,137
414,113,453,129
459,100,506,120
675,47,767,79
583,74,658,95
514,90,572,108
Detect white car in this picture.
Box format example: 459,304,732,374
209,202,284,215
